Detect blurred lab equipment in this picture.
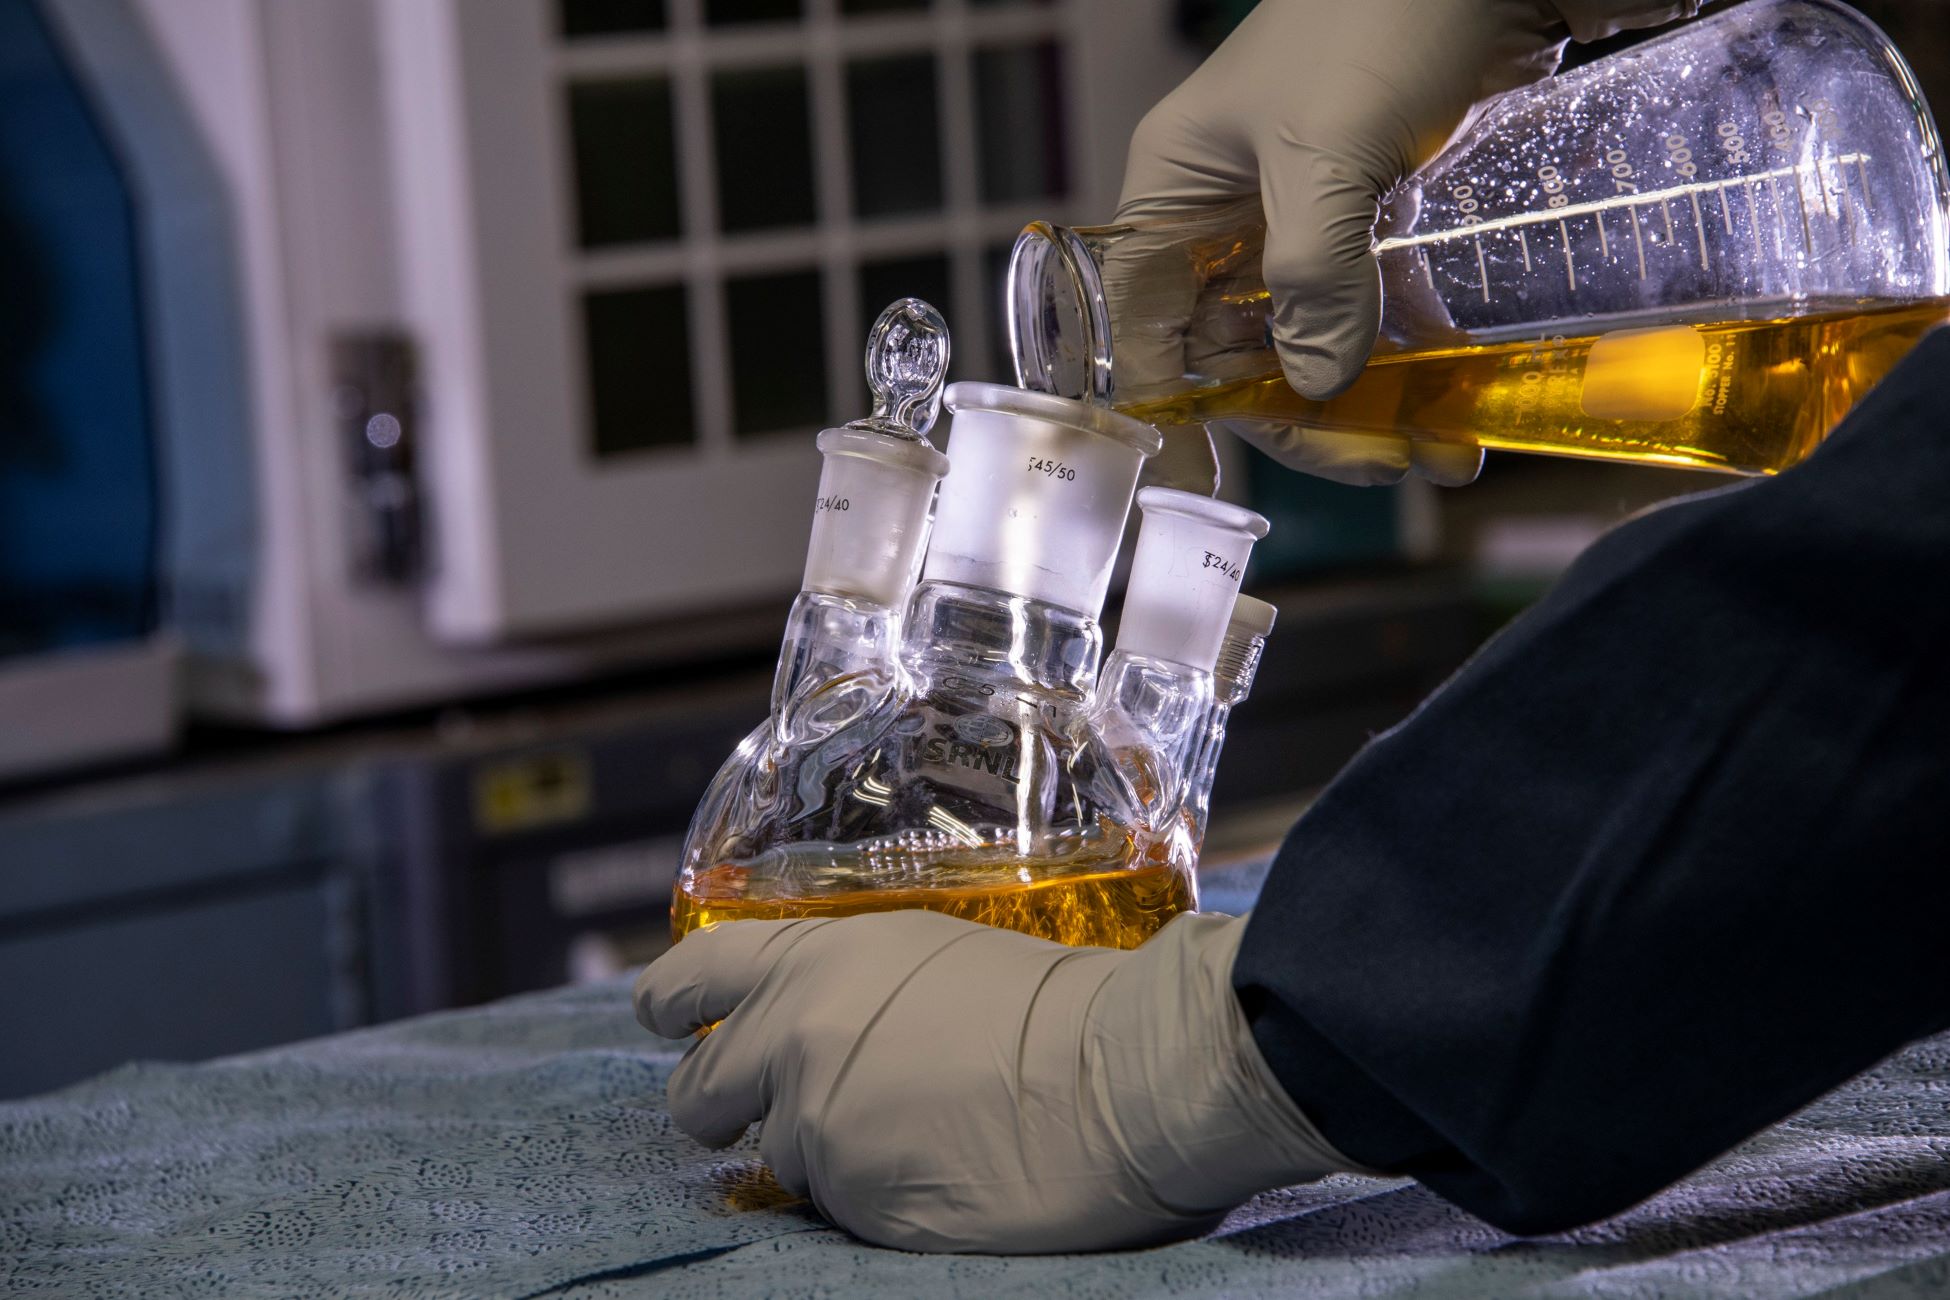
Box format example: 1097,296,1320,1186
1010,0,1950,475
0,757,369,1100
4,0,1481,1095
0,0,211,778
0,0,1196,758
674,303,1272,948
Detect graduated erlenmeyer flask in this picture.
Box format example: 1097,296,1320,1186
1010,0,1950,475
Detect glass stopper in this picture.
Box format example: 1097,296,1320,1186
855,297,951,439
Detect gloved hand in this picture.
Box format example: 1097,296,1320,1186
634,910,1354,1253
1118,0,1699,487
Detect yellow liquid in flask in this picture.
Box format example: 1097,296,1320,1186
672,838,1194,951
1123,299,1950,475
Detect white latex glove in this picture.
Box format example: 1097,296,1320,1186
1118,0,1698,487
634,910,1353,1253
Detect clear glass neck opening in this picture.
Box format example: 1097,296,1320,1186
904,580,1101,700
1008,220,1113,404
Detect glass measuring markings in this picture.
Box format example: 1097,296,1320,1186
1372,73,1933,337
1386,153,1883,332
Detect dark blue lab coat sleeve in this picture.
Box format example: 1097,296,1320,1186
1234,325,1950,1235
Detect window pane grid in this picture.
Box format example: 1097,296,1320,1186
805,6,859,427
551,7,1067,75
560,0,1080,454
561,0,667,39
569,208,1048,282
566,77,681,247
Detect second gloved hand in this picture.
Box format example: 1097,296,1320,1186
1118,0,1697,487
634,910,1354,1253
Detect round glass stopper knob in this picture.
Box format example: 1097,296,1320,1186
858,297,950,439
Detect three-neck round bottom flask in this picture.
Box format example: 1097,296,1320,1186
673,302,1275,950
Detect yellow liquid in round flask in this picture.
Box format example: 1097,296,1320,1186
672,836,1195,952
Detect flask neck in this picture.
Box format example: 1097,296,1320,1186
770,590,900,746
903,580,1101,700
1187,628,1268,845
1094,648,1214,817
927,383,1159,618
1009,220,1114,404
1008,200,1265,406
1213,630,1264,707
1184,698,1237,850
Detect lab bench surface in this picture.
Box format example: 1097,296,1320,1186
4,862,1948,1299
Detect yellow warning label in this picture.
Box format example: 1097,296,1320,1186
474,750,592,834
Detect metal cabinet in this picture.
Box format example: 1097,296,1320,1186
367,673,771,1017
0,666,772,1098
0,769,368,1099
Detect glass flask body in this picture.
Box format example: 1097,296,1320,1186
673,381,1280,951
1011,0,1950,475
681,588,908,879
675,381,1208,950
673,579,1194,950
